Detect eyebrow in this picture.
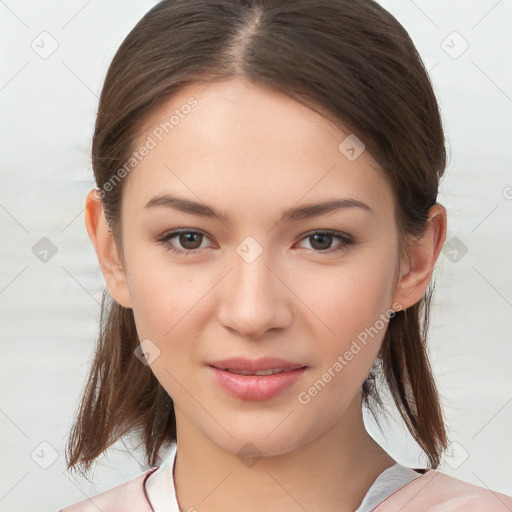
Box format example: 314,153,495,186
144,193,374,224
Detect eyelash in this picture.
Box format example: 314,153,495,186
156,229,353,257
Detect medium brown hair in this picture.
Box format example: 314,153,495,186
66,0,448,477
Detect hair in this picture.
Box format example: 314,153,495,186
66,0,448,478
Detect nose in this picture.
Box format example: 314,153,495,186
216,249,293,339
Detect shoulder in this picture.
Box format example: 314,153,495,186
374,469,512,511
58,466,159,512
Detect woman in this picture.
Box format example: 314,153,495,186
60,1,512,510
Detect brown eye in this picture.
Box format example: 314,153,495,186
177,232,203,250
296,231,353,254
309,233,334,251
157,230,211,256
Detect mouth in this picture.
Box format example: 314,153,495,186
207,357,308,401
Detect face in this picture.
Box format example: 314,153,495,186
112,78,405,457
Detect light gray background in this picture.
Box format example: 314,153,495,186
1,1,511,510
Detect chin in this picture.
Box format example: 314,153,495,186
203,414,319,460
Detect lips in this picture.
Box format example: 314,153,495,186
207,357,308,400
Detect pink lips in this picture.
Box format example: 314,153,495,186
207,357,308,401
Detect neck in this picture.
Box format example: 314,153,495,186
172,393,396,512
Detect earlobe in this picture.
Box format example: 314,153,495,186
392,204,447,310
84,189,133,308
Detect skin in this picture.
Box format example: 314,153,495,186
85,78,447,511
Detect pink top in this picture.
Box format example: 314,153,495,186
59,459,512,511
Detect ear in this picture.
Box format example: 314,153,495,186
84,189,132,308
392,204,447,310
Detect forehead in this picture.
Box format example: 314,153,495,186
123,78,394,224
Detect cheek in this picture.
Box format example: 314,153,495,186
295,271,393,417
318,258,395,332
304,255,396,378
129,268,204,340
124,236,197,329
125,249,216,372
127,264,209,399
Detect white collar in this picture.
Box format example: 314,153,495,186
144,445,422,512
144,444,180,512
